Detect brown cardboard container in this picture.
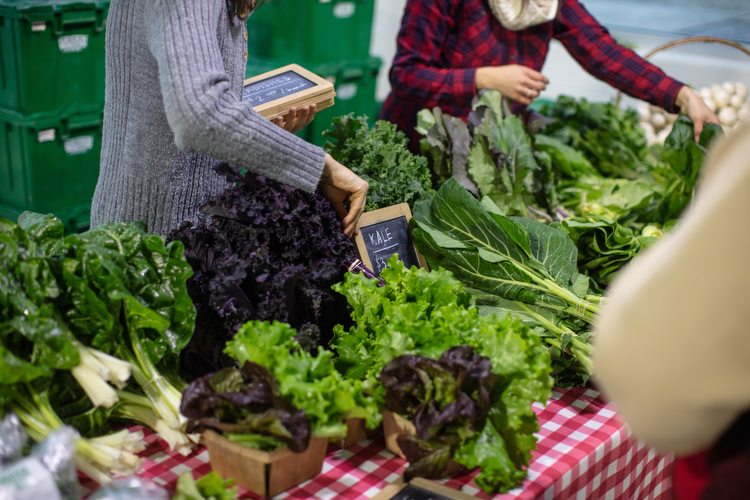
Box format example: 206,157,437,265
381,411,465,476
332,418,381,449
203,430,328,497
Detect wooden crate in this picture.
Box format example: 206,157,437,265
203,430,328,497
381,411,464,477
332,417,381,449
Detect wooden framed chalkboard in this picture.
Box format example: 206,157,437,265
353,204,429,276
370,478,476,500
243,64,336,121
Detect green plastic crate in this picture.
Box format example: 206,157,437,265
0,0,108,114
247,0,375,64
0,202,91,233
0,105,103,229
245,57,381,147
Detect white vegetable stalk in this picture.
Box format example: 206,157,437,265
117,391,194,452
90,429,146,454
90,349,133,389
71,362,119,409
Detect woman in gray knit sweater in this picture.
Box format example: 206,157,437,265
91,0,368,237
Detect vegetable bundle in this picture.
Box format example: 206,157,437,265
411,178,599,386
323,114,434,211
169,165,358,377
1,212,197,482
181,320,378,452
332,256,552,493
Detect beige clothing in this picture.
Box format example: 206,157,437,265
488,0,559,31
594,122,750,455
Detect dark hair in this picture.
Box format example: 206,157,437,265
228,0,261,17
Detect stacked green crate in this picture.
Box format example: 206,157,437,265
0,0,108,232
245,0,379,147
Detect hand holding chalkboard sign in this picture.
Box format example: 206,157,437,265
272,103,317,134
243,64,336,123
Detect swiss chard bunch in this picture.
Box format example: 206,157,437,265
411,178,600,386
417,91,589,221
323,114,434,211
1,212,197,482
333,256,552,493
181,362,310,452
168,165,357,377
223,320,379,437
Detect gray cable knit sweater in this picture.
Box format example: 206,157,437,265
91,0,326,236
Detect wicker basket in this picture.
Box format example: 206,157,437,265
615,36,750,108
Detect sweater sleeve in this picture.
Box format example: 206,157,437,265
552,0,684,113
594,123,750,455
388,0,477,109
144,0,324,192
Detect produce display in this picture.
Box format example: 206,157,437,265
333,255,552,493
638,80,749,144
1,213,197,484
182,320,378,451
168,165,358,377
0,83,729,499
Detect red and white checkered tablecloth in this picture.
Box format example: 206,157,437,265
80,386,672,500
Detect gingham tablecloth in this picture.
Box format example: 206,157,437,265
80,386,672,500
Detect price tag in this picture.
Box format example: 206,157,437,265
353,204,428,276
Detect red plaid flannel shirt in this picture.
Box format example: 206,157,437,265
378,0,685,149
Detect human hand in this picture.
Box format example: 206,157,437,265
475,65,549,105
318,153,369,237
675,86,719,142
273,104,317,134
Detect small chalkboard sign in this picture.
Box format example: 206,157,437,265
370,478,475,500
243,64,336,121
353,204,428,276
242,70,317,106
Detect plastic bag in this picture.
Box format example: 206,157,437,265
0,427,79,500
87,477,169,500
0,413,28,467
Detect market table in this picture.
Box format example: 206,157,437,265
80,386,672,500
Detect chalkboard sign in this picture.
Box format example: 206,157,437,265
353,204,428,276
243,64,336,121
370,478,474,500
242,70,316,106
390,485,452,500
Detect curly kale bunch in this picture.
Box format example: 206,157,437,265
323,114,434,211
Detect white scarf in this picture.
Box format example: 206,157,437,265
488,0,559,31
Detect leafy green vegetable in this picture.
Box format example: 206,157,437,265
540,96,653,179
557,215,661,288
645,116,723,224
181,362,310,452
224,321,379,436
332,255,552,493
381,347,497,479
174,471,238,500
1,212,199,482
410,179,598,382
323,114,434,211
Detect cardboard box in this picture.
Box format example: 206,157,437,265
203,430,328,497
381,411,465,477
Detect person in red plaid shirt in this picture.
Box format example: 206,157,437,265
379,0,718,149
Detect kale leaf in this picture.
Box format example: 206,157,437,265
168,166,357,377
323,114,435,211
